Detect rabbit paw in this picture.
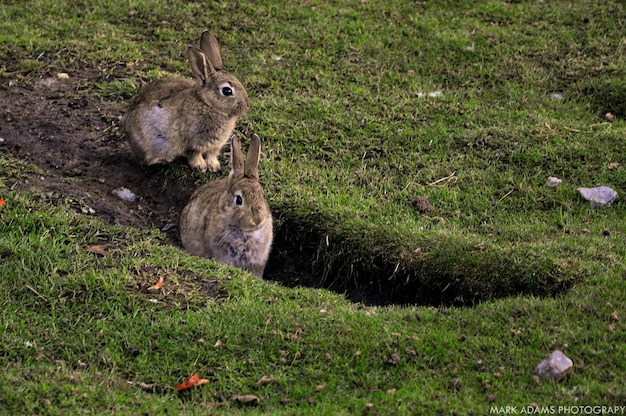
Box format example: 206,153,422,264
189,152,220,172
204,156,221,172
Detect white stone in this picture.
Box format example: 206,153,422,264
535,350,573,381
112,187,137,202
545,177,562,187
577,186,617,208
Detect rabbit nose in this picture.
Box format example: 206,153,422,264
251,209,264,226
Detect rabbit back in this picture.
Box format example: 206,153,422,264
124,78,197,165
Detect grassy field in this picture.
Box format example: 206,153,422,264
1,0,626,414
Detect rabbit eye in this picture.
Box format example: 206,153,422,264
235,195,243,206
219,83,233,96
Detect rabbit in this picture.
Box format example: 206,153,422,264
179,134,273,278
123,30,251,172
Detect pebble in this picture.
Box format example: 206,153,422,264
577,186,617,208
535,350,573,381
545,176,562,187
112,187,137,202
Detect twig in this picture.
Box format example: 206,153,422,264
26,285,47,302
427,172,457,187
590,122,612,130
498,189,514,203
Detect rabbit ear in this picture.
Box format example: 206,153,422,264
187,46,214,84
244,134,261,179
229,135,244,179
199,30,223,70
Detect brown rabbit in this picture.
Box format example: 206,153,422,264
124,30,250,172
179,134,273,278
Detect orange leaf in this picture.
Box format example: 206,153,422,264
176,373,209,391
147,276,164,291
84,244,108,256
0,198,4,208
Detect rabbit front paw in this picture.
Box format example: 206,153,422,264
189,152,220,172
203,153,221,172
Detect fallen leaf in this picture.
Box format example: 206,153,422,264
176,373,210,392
136,381,157,391
147,276,164,291
229,394,260,405
255,375,276,386
84,244,108,256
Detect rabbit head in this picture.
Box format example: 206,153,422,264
188,31,250,118
219,134,271,231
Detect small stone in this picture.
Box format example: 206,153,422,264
112,187,137,202
57,72,70,79
545,176,562,187
535,350,573,381
577,186,617,208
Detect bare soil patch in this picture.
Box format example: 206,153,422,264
0,68,318,301
1,69,192,229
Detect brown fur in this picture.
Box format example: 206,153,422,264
124,31,250,171
179,135,273,278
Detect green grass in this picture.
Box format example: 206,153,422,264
1,0,626,413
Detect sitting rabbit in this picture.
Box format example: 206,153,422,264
124,30,250,172
179,134,273,278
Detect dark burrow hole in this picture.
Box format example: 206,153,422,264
261,212,576,307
